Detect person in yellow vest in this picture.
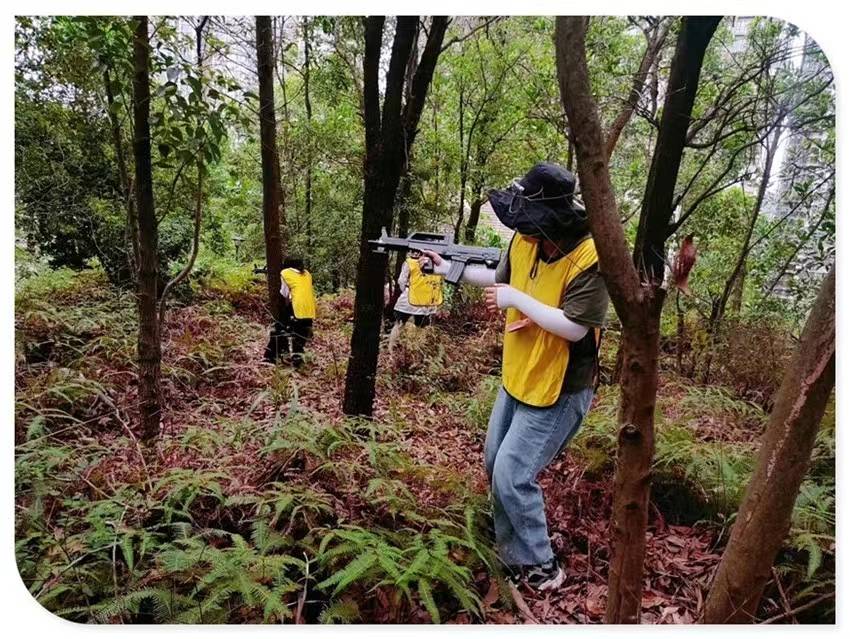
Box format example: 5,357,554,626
422,163,609,592
263,257,317,367
388,248,444,353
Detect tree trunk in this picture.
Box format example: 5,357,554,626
675,289,688,375
605,19,671,159
464,190,485,243
556,16,720,623
256,16,284,322
303,17,314,258
131,16,162,444
607,303,663,620
454,83,467,240
157,17,208,331
729,264,745,315
343,16,447,417
613,17,719,622
632,17,721,285
103,67,139,281
703,266,835,623
386,35,421,319
385,168,413,320
343,16,416,417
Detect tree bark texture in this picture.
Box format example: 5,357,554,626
256,16,284,322
343,16,447,417
703,266,834,623
131,15,162,443
556,16,720,623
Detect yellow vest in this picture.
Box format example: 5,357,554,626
502,235,599,407
406,257,444,307
281,268,317,319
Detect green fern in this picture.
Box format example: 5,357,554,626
318,599,360,623
418,578,440,623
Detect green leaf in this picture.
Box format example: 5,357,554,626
120,534,134,572
418,578,440,623
317,552,377,595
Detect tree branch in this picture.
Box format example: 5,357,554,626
605,17,672,158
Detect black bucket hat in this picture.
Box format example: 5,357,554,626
487,162,588,240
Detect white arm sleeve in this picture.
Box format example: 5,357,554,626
497,286,589,342
460,264,497,287
398,261,410,288
280,279,291,299
426,258,496,287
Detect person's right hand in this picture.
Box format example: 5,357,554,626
419,250,451,276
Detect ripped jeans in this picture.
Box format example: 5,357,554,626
484,386,593,567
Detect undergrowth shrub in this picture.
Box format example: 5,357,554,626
571,380,835,602
706,317,792,406
15,401,499,624
383,323,500,395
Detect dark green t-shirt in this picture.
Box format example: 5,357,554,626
495,233,610,392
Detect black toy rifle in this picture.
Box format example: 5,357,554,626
369,228,502,285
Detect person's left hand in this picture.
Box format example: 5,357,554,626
484,284,511,312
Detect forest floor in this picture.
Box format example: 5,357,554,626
14,269,833,624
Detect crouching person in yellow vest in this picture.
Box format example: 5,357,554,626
388,248,444,353
263,257,317,367
422,163,609,592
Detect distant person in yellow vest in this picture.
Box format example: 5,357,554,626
421,163,609,592
388,248,444,353
263,257,317,367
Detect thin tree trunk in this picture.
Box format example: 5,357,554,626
676,289,686,374
303,17,313,258
729,264,745,315
709,122,783,335
632,17,721,285
276,17,291,249
703,266,835,623
464,189,485,243
386,169,413,319
103,67,139,281
131,15,162,444
386,29,420,318
256,16,284,322
158,165,202,329
605,19,672,159
455,82,467,240
158,16,208,331
557,16,720,624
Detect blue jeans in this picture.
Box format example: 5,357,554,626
484,386,594,567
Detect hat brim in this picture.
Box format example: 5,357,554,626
487,189,584,238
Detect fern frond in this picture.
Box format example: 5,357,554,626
319,599,360,624
418,578,440,623
317,551,377,595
